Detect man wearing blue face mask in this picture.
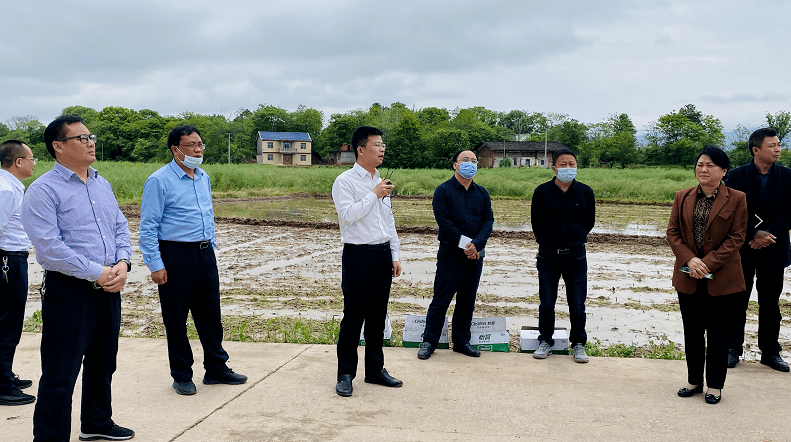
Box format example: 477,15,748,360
139,125,247,396
531,148,595,363
418,150,494,360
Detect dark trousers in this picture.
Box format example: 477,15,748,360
728,260,784,356
158,241,229,382
0,251,28,390
678,283,730,389
423,243,484,346
536,245,588,346
33,271,120,442
337,243,392,379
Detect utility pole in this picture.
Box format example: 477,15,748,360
227,133,231,164
543,129,548,168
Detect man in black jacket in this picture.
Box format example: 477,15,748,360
724,128,790,372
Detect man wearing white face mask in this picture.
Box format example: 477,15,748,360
531,148,595,363
139,125,247,396
418,150,494,360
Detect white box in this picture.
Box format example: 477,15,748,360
402,314,449,349
469,317,507,333
519,326,569,354
470,331,510,352
358,316,393,347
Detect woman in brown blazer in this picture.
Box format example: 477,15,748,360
667,146,747,405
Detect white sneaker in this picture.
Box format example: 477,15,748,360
573,343,589,363
533,341,551,359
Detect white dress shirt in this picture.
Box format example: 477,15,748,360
332,162,400,261
0,168,31,252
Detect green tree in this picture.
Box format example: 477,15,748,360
766,110,791,145
424,128,470,169
645,105,725,166
384,112,422,169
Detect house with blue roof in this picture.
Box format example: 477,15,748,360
256,131,312,166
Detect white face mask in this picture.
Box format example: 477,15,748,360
177,147,203,169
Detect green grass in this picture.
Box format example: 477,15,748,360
24,161,699,205
585,336,685,359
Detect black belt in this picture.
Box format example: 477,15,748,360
540,245,583,255
0,249,29,258
159,240,212,249
344,242,390,251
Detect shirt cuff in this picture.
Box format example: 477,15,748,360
391,251,399,262
87,262,105,282
144,258,165,273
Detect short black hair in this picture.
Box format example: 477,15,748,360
748,128,778,156
696,145,730,172
168,125,202,156
45,115,84,159
552,148,576,165
350,126,383,159
0,140,29,169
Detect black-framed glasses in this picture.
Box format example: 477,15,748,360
57,134,97,144
179,142,207,151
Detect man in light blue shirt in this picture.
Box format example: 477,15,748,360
139,125,246,396
22,116,134,441
0,140,36,407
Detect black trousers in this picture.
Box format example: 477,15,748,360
337,243,392,379
423,242,484,346
0,250,28,391
728,260,784,356
158,241,229,382
33,271,120,442
678,282,730,390
536,245,588,346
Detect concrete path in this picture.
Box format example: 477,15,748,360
2,333,789,441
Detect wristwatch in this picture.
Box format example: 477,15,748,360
116,258,132,272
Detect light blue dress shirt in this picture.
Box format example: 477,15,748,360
139,160,216,272
21,162,132,281
0,169,31,251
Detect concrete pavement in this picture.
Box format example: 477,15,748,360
2,333,790,441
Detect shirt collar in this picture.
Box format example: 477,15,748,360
352,162,379,179
53,161,98,182
450,174,476,190
751,161,777,176
696,183,720,198
0,169,24,190
168,158,203,179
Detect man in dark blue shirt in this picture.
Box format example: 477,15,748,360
531,148,595,363
418,150,494,360
724,128,791,372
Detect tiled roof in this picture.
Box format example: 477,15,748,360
258,131,312,142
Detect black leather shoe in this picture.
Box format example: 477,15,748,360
172,380,197,395
453,342,481,357
79,424,135,441
677,384,703,397
705,392,722,404
203,368,248,385
336,374,353,397
364,368,403,387
760,355,790,372
417,342,435,360
0,385,35,405
727,349,739,368
12,374,32,390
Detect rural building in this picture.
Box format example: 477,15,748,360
256,131,312,166
474,141,570,168
327,143,356,166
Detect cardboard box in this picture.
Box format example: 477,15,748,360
469,317,507,333
519,326,569,354
401,314,449,349
358,317,393,347
470,331,510,352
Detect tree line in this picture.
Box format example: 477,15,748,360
2,103,789,169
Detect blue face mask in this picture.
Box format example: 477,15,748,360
556,167,577,183
177,147,204,169
458,162,477,179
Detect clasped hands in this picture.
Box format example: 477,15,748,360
95,262,128,292
685,257,710,280
464,242,480,260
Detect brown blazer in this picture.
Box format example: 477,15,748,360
666,185,747,296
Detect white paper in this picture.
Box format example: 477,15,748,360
458,235,472,249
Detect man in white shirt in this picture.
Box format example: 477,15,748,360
332,126,403,397
0,140,36,406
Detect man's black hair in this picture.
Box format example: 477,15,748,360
350,126,383,159
44,115,84,159
0,140,29,169
552,147,576,165
748,128,778,156
168,125,202,156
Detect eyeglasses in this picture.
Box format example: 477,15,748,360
18,157,37,165
367,142,386,149
179,143,207,151
458,157,478,165
56,134,97,144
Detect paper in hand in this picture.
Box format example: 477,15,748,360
458,235,472,249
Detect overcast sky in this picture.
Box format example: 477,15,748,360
2,0,788,133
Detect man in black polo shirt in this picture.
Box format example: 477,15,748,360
418,150,494,360
531,148,595,363
724,128,791,372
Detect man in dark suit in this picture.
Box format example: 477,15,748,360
724,128,791,372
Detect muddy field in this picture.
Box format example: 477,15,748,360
21,196,791,359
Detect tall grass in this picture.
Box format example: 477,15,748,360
24,161,699,205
